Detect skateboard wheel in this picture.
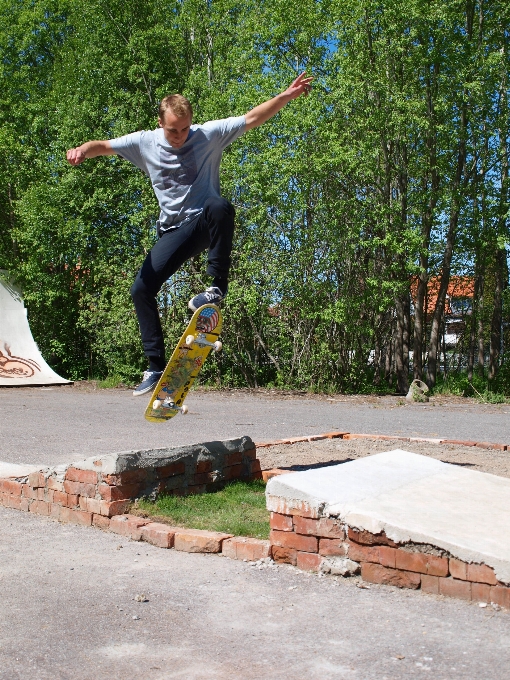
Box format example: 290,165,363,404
152,399,162,410
185,334,195,347
181,405,189,415
213,341,222,352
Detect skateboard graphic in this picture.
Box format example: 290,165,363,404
144,304,222,423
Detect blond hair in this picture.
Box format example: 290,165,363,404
158,94,193,120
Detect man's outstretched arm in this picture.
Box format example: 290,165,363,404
66,140,116,166
244,72,313,131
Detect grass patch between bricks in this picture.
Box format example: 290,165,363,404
132,480,270,539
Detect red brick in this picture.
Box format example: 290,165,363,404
37,487,46,501
361,563,421,589
67,494,80,508
270,529,318,553
348,541,381,563
471,582,491,603
225,451,243,466
294,516,344,539
421,575,439,594
155,461,186,478
271,546,297,565
79,497,102,514
97,483,140,502
439,577,472,600
63,480,96,497
466,563,498,586
99,500,131,517
186,484,206,495
196,460,213,474
7,495,23,510
29,500,50,516
244,448,257,460
223,464,243,481
28,471,46,488
158,475,186,492
222,537,270,561
109,514,150,540
46,477,64,492
0,479,22,495
250,459,262,474
22,484,38,500
141,523,176,548
348,527,398,547
324,431,349,439
65,467,98,484
92,514,111,530
450,558,469,580
193,472,213,485
266,497,320,519
102,469,149,485
319,538,348,557
173,528,233,553
45,489,54,503
270,512,293,531
250,470,263,481
49,503,61,519
443,439,476,447
262,469,292,482
395,551,448,577
59,507,92,526
490,585,510,609
297,551,322,572
53,490,67,505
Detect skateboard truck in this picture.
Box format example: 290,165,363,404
185,334,222,352
151,400,189,414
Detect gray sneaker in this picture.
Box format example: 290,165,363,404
188,286,225,312
132,370,163,396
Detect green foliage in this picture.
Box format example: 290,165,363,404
136,480,269,539
1,0,508,395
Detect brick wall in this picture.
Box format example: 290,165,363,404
269,510,510,607
0,437,262,526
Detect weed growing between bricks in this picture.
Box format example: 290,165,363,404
132,480,270,539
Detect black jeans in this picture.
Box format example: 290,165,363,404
130,197,235,359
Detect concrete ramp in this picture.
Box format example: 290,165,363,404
267,450,510,590
0,271,70,386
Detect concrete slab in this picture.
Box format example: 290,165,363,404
266,450,510,584
0,461,43,478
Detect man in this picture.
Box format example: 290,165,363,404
67,72,313,395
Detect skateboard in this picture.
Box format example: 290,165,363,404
144,304,222,422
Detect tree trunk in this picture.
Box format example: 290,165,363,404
488,248,508,381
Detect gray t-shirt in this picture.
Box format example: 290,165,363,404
110,116,246,231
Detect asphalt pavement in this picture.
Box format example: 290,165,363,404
1,506,509,680
1,385,510,467
1,384,509,679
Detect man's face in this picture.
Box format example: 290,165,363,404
158,111,192,148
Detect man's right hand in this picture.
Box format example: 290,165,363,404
66,146,87,165
66,140,115,165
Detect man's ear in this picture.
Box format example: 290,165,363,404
158,117,163,128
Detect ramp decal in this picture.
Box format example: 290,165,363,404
0,343,41,378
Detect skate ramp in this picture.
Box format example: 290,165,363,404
266,450,510,585
0,271,70,386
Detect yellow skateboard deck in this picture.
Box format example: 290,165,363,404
144,304,222,423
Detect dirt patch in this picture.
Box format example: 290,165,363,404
256,437,510,479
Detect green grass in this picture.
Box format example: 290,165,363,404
432,373,509,403
134,480,270,539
